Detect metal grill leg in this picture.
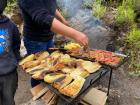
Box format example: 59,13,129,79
107,69,113,96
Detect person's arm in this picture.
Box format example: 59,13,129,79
12,24,21,61
55,9,69,26
51,18,88,46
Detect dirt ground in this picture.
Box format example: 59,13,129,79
107,66,140,105
15,70,32,105
15,65,140,105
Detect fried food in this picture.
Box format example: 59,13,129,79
70,68,89,78
22,60,41,70
61,67,74,73
50,63,65,71
53,75,73,90
29,68,50,75
26,63,49,73
59,76,85,97
64,42,81,50
50,51,63,59
35,51,49,60
59,54,72,64
68,48,82,56
32,71,45,80
44,73,65,84
81,61,101,73
19,54,35,65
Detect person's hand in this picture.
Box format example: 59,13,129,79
74,32,89,46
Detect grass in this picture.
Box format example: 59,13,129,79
96,0,140,75
127,27,140,43
115,6,135,25
110,0,140,75
92,0,107,19
128,49,140,76
126,27,140,75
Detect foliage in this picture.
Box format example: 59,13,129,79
115,6,135,24
126,27,140,74
102,0,140,75
115,0,136,25
5,0,17,14
127,27,140,43
92,0,107,19
127,47,140,75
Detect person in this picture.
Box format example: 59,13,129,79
0,0,21,105
18,0,89,87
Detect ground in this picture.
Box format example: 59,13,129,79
105,66,140,105
15,65,140,105
15,70,32,105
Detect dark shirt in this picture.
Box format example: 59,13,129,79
0,16,21,75
18,0,57,42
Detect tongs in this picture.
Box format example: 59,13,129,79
80,45,90,57
83,46,90,52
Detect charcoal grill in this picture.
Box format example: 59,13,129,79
45,48,131,104
45,66,112,104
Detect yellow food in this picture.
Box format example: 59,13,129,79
53,75,73,90
64,42,81,50
81,61,101,73
50,63,65,71
70,68,89,78
59,76,85,97
44,73,65,83
26,63,49,73
19,54,35,65
32,71,44,80
19,49,104,98
59,54,72,63
61,67,74,73
22,60,41,70
35,51,49,60
50,51,63,59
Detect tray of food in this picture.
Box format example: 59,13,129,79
58,42,129,68
45,67,108,103
19,51,107,102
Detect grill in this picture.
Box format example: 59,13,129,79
45,66,110,104
46,48,130,104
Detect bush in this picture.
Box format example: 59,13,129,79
128,48,140,76
127,27,140,43
126,27,140,75
92,0,106,19
115,6,135,25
